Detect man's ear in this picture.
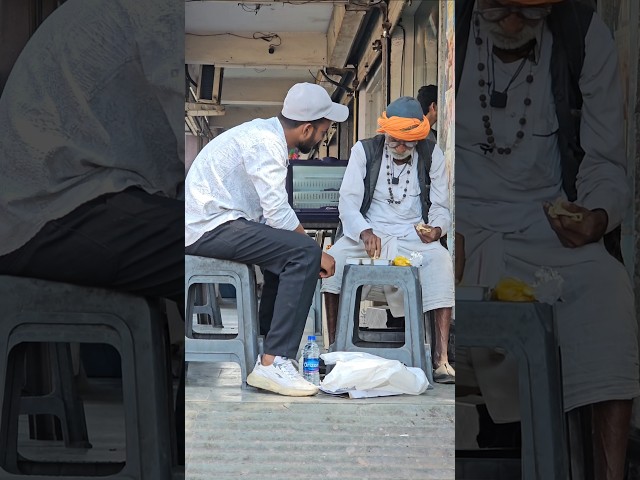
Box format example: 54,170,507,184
301,122,315,138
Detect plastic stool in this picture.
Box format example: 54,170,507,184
331,265,432,384
455,301,568,480
0,275,176,479
185,256,259,386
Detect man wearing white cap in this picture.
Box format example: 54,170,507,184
185,82,348,396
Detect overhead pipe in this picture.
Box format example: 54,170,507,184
380,16,392,108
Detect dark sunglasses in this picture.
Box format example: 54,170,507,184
387,140,418,148
477,5,552,22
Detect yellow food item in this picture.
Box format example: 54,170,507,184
393,255,412,266
548,198,583,222
415,223,433,234
492,277,536,302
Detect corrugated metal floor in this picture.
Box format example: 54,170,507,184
185,304,455,480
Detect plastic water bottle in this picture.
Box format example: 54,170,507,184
302,335,320,386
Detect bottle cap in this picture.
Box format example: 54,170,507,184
308,335,316,341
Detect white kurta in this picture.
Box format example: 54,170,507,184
322,141,455,315
456,9,639,418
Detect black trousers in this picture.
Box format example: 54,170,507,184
186,218,321,359
0,188,184,308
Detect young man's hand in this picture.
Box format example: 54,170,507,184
543,202,608,248
360,229,382,258
319,251,335,278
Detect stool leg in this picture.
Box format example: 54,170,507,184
194,284,212,326
52,343,91,448
176,363,185,466
312,280,322,336
22,343,91,448
25,343,61,442
324,293,339,347
1,343,27,474
208,284,224,327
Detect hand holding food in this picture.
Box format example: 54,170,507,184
547,198,583,222
543,200,608,248
360,228,382,258
415,223,441,243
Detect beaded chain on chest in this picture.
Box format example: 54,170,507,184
385,148,411,205
473,15,538,156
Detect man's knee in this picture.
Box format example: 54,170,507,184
295,236,322,269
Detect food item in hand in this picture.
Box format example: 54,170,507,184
547,198,583,222
415,223,433,234
393,256,411,266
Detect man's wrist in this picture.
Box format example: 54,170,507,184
590,208,609,237
360,228,373,239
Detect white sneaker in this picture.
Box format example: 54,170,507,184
247,355,318,396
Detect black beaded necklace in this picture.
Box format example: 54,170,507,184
473,15,537,155
385,147,411,204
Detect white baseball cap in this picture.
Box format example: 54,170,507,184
281,82,349,122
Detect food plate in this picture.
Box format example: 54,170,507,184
346,257,392,266
372,259,392,266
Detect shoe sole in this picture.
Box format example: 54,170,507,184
433,375,455,385
246,372,318,397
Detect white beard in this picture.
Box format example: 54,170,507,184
390,147,414,160
479,16,542,51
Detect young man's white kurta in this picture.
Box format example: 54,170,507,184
321,141,455,315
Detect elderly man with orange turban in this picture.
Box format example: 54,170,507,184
455,0,638,477
321,96,456,384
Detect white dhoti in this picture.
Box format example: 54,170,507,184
321,228,455,316
458,210,640,420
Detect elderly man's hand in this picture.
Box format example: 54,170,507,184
543,201,608,248
319,251,335,278
415,224,442,244
360,229,382,258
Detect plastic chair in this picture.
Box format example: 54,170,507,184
185,256,259,386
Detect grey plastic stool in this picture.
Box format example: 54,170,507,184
455,301,568,480
0,275,176,479
185,256,259,386
331,264,433,384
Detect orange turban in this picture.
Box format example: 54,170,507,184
376,112,431,141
